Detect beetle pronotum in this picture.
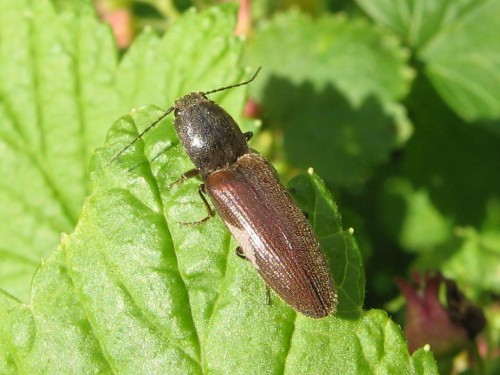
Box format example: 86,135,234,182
112,69,337,318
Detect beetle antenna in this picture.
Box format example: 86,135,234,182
204,67,261,96
106,106,174,166
107,67,260,166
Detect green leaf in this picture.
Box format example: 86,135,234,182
377,175,500,297
441,225,500,296
356,0,478,48
0,0,121,301
115,6,246,111
0,248,110,374
289,172,365,315
0,0,244,302
245,10,414,186
421,0,500,122
403,76,500,231
380,178,453,251
410,199,500,298
0,102,437,373
358,0,500,122
385,76,500,299
411,347,441,375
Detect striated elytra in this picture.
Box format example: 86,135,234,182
114,70,338,318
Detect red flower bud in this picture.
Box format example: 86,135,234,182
397,272,485,357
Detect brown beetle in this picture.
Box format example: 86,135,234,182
112,69,337,318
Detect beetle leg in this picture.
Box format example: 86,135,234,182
265,285,272,306
235,246,248,260
236,247,272,305
169,168,200,189
243,131,253,141
180,184,214,226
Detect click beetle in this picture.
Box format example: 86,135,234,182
112,68,337,318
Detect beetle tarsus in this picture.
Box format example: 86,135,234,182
169,168,200,189
265,286,272,306
180,184,213,225
235,246,248,260
243,131,253,141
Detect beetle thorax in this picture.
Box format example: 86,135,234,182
173,92,250,177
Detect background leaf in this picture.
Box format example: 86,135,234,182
358,0,500,123
244,10,414,186
0,0,121,301
356,0,479,48
0,0,244,302
421,0,500,122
